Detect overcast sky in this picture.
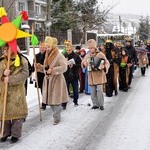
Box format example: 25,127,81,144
98,0,150,16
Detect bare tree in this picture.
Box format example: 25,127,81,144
0,0,16,21
76,0,118,45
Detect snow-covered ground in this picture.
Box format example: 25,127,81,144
1,48,150,150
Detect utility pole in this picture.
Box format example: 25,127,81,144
46,0,52,36
2,0,3,6
119,16,122,33
131,22,136,46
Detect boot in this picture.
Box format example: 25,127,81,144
10,137,19,144
100,106,104,111
0,136,9,142
115,90,118,96
41,103,46,110
62,103,67,110
91,106,99,109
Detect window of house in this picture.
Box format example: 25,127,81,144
18,2,25,11
35,4,41,16
35,23,41,30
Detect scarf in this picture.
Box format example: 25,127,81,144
44,47,59,69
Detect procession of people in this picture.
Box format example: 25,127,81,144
0,7,150,145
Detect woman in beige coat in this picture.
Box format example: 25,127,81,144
37,36,69,125
138,52,149,76
82,39,110,110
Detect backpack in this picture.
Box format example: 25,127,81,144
19,53,32,77
142,58,147,65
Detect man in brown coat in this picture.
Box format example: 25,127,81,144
82,39,110,110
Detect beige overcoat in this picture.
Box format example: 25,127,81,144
42,53,69,105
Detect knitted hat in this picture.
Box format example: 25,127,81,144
80,48,86,53
45,36,58,48
87,39,97,48
76,46,81,50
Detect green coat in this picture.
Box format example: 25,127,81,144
0,55,29,120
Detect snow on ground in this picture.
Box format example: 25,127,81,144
1,48,150,150
94,69,150,150
0,80,116,150
4,80,116,150
0,48,116,150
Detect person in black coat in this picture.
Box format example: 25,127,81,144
62,44,81,109
124,37,137,88
32,42,46,110
105,40,120,97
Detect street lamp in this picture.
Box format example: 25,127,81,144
45,21,52,36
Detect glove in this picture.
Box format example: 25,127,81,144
104,67,108,74
35,63,43,72
4,69,10,76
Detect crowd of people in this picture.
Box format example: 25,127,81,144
0,36,150,143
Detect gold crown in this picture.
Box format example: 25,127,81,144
125,36,132,42
64,40,71,45
105,39,112,43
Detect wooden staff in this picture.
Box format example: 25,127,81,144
32,23,42,121
1,48,11,137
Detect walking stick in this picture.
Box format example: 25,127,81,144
1,48,11,137
32,23,42,121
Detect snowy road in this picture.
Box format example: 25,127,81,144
1,67,150,150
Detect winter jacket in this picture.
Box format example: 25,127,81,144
0,55,29,120
63,51,81,81
32,52,45,89
82,51,110,85
138,53,149,67
125,45,137,64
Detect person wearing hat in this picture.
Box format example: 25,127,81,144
82,39,110,110
62,40,71,54
104,40,120,97
75,46,81,55
0,44,29,143
125,37,137,89
36,36,69,125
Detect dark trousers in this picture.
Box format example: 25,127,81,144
119,67,128,91
65,79,79,105
106,64,114,97
141,67,146,75
2,119,24,138
128,65,134,86
78,68,85,92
